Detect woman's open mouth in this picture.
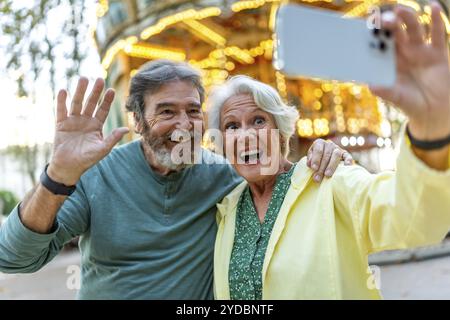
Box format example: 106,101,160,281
239,149,262,164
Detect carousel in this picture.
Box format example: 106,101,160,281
94,0,449,170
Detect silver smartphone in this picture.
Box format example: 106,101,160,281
274,4,396,86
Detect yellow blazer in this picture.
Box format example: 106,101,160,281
214,135,450,299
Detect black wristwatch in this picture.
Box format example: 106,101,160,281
40,164,77,196
406,125,450,151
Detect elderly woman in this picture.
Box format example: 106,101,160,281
208,4,450,299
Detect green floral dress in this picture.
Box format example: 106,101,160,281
228,165,295,300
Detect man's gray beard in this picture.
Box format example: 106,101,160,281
143,131,194,172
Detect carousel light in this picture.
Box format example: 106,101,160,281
183,20,226,46
232,0,267,13
297,119,313,137
130,69,138,77
357,136,365,146
313,118,329,136
102,39,127,70
376,137,384,147
124,44,186,61
96,0,108,18
225,62,235,71
333,95,342,105
313,88,323,98
313,101,322,110
384,138,392,148
344,0,379,17
269,3,279,31
341,136,349,147
140,7,222,40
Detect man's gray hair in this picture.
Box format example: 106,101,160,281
125,59,205,122
207,75,299,156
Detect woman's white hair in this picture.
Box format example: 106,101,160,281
207,75,299,156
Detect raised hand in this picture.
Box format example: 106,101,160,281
370,2,450,141
48,77,129,186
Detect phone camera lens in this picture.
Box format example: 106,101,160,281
379,41,387,51
372,28,380,36
384,29,391,38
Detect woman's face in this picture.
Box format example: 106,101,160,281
220,93,281,183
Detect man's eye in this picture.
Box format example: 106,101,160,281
254,117,265,125
161,109,174,115
189,109,201,114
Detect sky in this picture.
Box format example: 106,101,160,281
0,0,104,149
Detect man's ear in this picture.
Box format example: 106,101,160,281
134,112,142,134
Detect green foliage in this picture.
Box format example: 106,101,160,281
0,190,19,217
0,0,89,98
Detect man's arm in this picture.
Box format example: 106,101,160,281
0,77,128,273
19,183,67,234
0,178,91,273
16,77,128,234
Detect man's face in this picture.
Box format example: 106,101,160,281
137,80,204,170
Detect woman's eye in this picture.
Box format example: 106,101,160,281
225,123,238,130
254,117,265,125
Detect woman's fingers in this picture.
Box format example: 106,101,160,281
396,5,425,46
56,89,68,123
69,77,89,116
430,1,447,49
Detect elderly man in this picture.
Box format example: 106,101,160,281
0,60,350,299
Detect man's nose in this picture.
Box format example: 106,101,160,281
176,111,193,130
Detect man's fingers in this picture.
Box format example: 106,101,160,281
309,139,325,172
56,89,68,123
82,78,105,117
314,142,334,182
69,77,89,116
94,88,116,123
430,1,447,49
396,6,425,45
324,148,343,178
103,127,130,151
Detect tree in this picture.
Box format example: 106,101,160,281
0,0,90,186
0,0,89,98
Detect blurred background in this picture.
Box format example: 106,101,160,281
0,0,449,299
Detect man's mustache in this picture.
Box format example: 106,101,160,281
169,129,199,143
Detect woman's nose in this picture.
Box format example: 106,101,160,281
234,128,258,145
